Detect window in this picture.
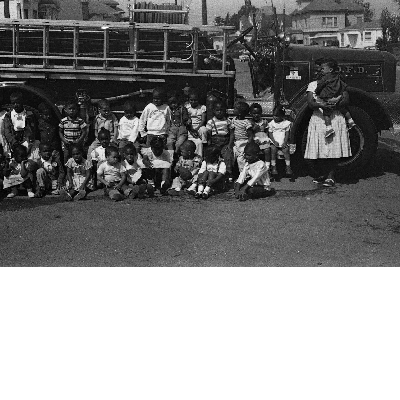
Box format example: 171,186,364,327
364,31,372,42
23,9,29,19
357,17,363,24
33,10,38,19
341,33,344,46
322,17,338,28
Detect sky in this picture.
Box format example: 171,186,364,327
160,0,400,26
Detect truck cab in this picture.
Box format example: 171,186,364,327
238,29,396,172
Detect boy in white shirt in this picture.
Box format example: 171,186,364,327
117,100,140,153
235,141,273,201
139,88,171,147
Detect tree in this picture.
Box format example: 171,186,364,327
214,16,225,26
225,3,258,30
354,0,374,22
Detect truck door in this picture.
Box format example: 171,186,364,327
281,61,310,103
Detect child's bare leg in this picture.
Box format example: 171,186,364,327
160,168,171,195
282,147,292,176
195,171,208,198
344,111,355,127
203,171,217,198
270,145,278,175
263,148,271,170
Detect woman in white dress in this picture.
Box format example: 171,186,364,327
304,59,352,187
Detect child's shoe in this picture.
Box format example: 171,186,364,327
160,181,169,196
27,190,35,198
146,184,155,198
138,184,146,199
109,190,124,201
35,186,46,198
74,190,87,201
6,187,18,198
129,186,140,199
185,183,197,195
194,192,202,199
168,188,180,196
289,144,297,155
60,189,73,201
202,192,209,199
285,166,293,176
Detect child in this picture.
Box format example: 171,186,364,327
167,90,189,153
0,151,6,192
90,128,113,189
141,136,172,195
2,91,37,156
205,101,234,180
88,99,119,158
35,142,65,197
185,89,207,156
3,144,36,198
139,88,171,147
60,145,92,201
231,101,254,173
58,100,88,164
268,106,292,177
315,58,355,137
37,102,61,152
96,146,127,201
121,143,151,199
195,145,226,199
250,103,270,170
168,140,202,196
234,141,272,201
117,100,140,153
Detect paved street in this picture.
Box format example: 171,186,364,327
0,62,400,266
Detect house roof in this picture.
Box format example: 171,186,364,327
58,0,83,20
339,19,382,31
89,0,123,16
291,0,364,16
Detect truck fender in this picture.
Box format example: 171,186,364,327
347,87,392,132
0,84,62,119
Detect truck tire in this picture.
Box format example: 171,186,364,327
301,106,378,174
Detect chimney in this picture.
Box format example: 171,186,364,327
81,0,89,20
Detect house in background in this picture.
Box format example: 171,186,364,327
338,20,382,49
290,0,364,46
0,0,40,19
38,0,60,19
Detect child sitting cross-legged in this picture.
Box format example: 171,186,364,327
195,144,226,200
168,140,202,196
121,143,152,199
34,142,65,198
3,144,37,198
234,141,273,201
60,145,92,201
141,136,172,196
96,146,127,201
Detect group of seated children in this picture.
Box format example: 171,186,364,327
0,87,294,202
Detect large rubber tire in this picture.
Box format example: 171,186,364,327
301,106,378,174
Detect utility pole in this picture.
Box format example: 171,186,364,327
4,0,10,18
202,0,208,25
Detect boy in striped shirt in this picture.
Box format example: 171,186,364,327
59,100,88,163
231,101,254,173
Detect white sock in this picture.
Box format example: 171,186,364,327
204,186,211,194
197,184,204,194
148,179,155,187
161,180,165,188
285,161,291,166
265,161,270,169
271,161,276,166
188,183,197,191
326,125,333,131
